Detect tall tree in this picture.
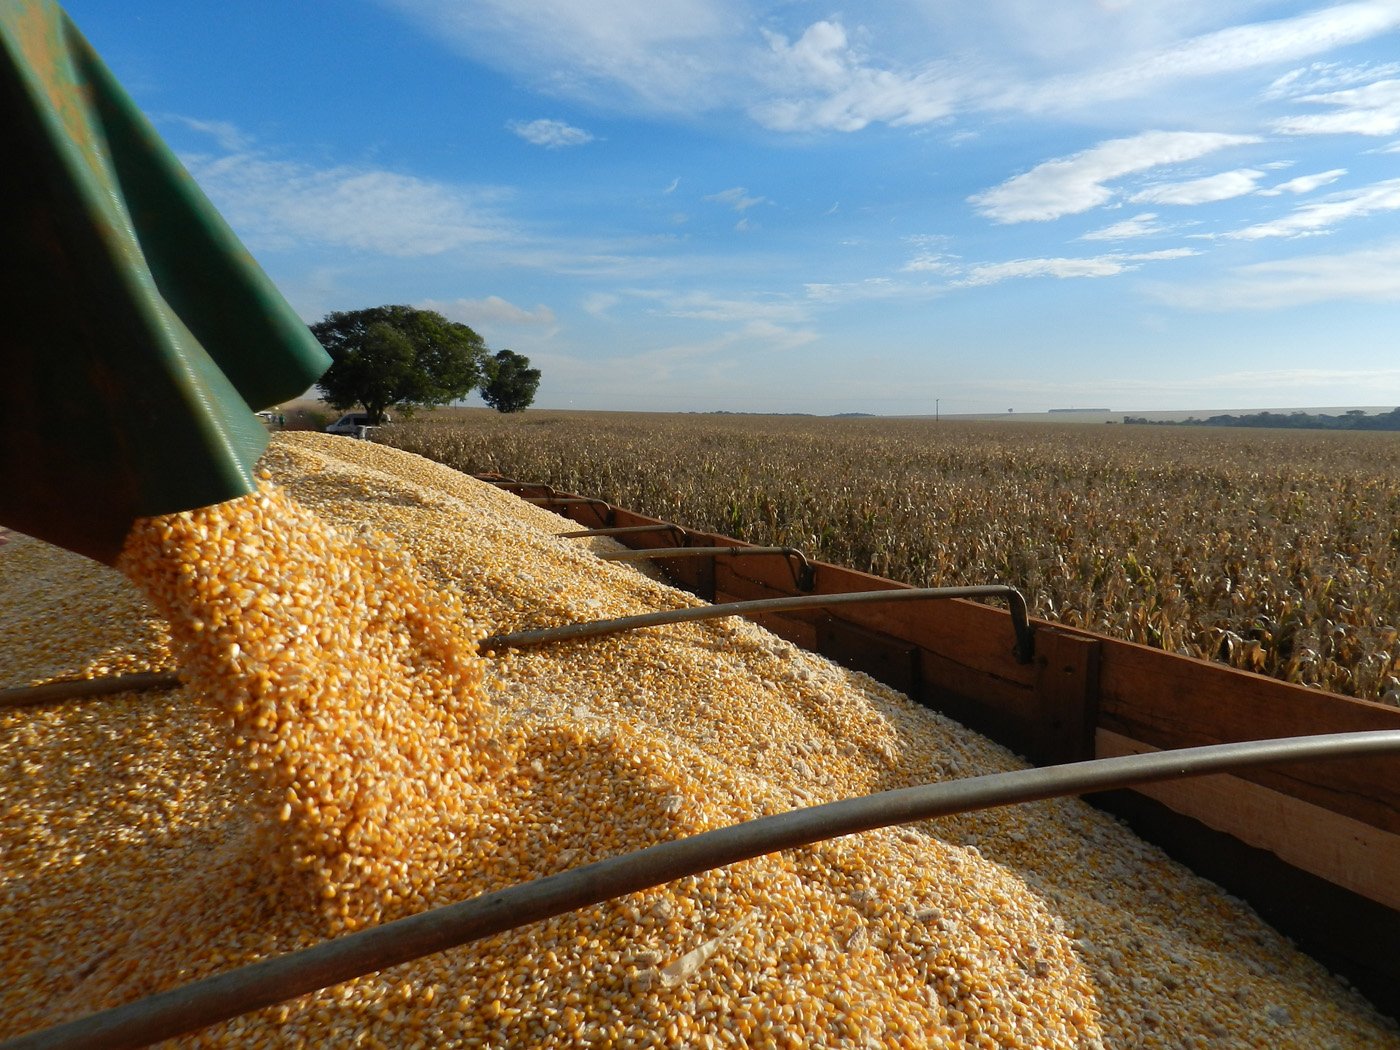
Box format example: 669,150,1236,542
481,349,542,413
311,305,486,423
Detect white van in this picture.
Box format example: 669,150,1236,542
325,412,389,437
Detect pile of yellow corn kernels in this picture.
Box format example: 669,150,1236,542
1,432,1395,1049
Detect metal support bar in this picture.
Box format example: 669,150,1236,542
11,731,1400,1050
0,671,181,710
595,546,816,592
482,585,1034,663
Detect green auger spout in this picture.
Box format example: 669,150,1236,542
0,0,331,564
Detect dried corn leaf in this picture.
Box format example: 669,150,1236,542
658,914,756,989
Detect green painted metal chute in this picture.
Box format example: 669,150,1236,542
0,0,331,564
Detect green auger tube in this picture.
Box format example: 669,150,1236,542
0,0,331,564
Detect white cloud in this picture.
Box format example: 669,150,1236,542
1227,177,1400,238
732,319,819,352
969,131,1260,223
582,292,620,317
902,252,960,274
167,116,254,152
1130,169,1265,205
752,20,962,132
955,248,1196,287
663,177,681,194
803,277,902,304
384,1,1400,134
656,290,807,324
1018,1,1400,112
706,187,767,212
421,296,557,327
1257,168,1348,195
1155,238,1400,308
508,118,595,148
958,257,1129,286
181,151,508,256
383,0,744,112
1129,248,1200,261
1274,77,1400,135
1081,213,1169,241
1266,60,1400,99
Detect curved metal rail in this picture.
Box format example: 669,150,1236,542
9,730,1400,1050
0,671,181,710
482,585,1035,664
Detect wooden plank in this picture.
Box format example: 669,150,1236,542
815,616,920,696
1030,630,1100,765
1097,730,1400,911
1099,640,1400,833
712,558,1036,688
741,610,817,650
653,554,714,600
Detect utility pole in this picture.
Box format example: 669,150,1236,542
935,398,940,422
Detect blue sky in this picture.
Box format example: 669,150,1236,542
64,1,1400,414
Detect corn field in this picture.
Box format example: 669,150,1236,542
380,410,1400,705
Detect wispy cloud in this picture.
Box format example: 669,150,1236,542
1274,77,1400,136
1258,168,1348,195
1227,177,1400,238
508,118,595,148
1080,213,1170,241
705,187,767,212
902,251,960,274
653,289,807,324
181,149,509,256
955,248,1196,287
582,292,620,317
1266,60,1400,98
752,20,961,131
165,116,253,151
969,131,1259,223
1015,1,1400,113
803,277,904,304
1153,237,1400,308
384,0,1400,135
421,295,557,327
1130,169,1265,205
382,0,745,113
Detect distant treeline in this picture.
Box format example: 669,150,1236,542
1122,408,1400,431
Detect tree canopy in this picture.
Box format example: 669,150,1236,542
311,305,487,423
481,349,542,413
